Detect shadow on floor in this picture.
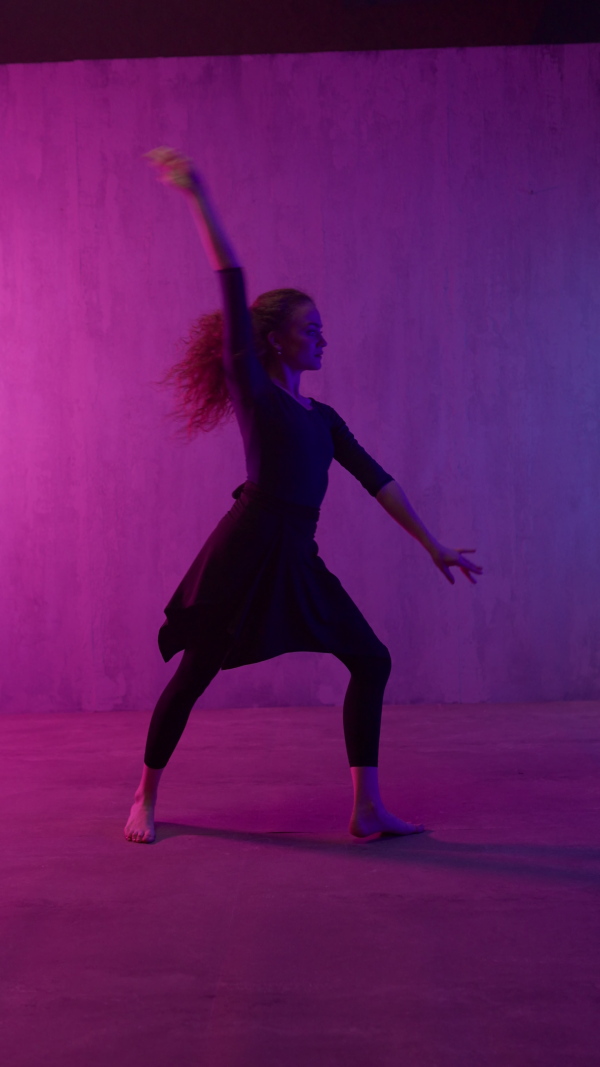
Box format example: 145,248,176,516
154,820,600,887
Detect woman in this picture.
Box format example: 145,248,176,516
125,148,481,844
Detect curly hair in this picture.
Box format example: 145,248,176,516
165,287,313,435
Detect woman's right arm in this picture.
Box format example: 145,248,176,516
146,147,240,270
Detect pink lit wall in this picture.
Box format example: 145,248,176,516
1,46,599,712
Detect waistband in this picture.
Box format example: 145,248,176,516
232,481,320,522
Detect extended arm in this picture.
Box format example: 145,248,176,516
147,147,268,401
375,480,482,585
146,147,239,271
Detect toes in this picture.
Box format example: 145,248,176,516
124,825,154,843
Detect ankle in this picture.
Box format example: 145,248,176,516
353,797,382,814
134,764,163,806
350,766,382,811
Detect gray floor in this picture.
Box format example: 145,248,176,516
3,702,600,1066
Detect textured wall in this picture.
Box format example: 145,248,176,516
1,46,599,712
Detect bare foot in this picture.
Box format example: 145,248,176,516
124,798,156,843
349,803,425,838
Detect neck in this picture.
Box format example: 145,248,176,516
268,364,303,399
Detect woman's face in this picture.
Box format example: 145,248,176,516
270,302,327,372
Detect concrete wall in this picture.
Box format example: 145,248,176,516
1,45,599,712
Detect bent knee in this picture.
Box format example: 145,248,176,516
373,645,392,682
348,645,392,685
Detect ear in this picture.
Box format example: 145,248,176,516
267,330,281,354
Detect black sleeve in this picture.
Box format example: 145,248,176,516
217,267,270,406
319,402,394,497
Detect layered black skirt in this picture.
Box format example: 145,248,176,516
158,482,384,668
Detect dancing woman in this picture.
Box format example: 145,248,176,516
125,149,481,843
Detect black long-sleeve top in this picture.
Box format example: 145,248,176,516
218,268,393,509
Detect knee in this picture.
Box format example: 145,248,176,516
349,645,392,687
374,644,392,685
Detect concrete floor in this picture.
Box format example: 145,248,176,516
2,702,600,1067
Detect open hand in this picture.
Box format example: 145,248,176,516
145,146,199,192
431,545,482,585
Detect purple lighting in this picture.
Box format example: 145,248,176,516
1,47,599,714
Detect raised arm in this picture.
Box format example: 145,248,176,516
147,147,268,404
146,147,240,270
375,480,482,585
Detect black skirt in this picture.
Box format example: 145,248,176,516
158,482,384,668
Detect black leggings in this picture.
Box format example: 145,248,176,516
144,631,391,770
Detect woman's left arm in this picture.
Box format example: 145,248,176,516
375,480,482,585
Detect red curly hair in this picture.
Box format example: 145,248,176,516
165,288,313,435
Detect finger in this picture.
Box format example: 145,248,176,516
457,548,476,555
460,567,477,585
145,149,175,169
145,145,180,163
440,565,455,585
457,555,482,573
145,148,191,182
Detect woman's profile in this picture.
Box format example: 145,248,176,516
124,148,481,844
